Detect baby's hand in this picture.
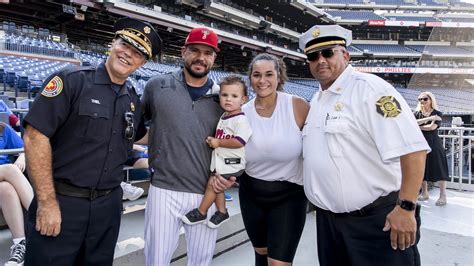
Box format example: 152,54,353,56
206,136,219,148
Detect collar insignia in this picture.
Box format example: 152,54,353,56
144,26,151,34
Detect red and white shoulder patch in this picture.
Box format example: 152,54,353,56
41,76,63,97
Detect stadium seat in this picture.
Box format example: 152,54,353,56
17,99,33,109
0,68,4,83
4,71,16,87
0,112,9,124
125,168,152,182
29,76,43,99
15,74,29,97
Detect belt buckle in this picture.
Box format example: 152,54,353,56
90,188,99,201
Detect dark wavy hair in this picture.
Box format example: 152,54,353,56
248,53,288,91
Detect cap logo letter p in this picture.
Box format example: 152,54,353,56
202,29,210,39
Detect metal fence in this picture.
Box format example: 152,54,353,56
439,126,473,191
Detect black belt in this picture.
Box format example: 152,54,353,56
54,181,115,201
346,190,399,216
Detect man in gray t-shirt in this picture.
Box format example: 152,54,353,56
142,27,235,266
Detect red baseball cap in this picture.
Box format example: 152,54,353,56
185,28,220,52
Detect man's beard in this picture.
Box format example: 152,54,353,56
184,61,211,79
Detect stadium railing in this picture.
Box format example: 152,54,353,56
439,126,474,191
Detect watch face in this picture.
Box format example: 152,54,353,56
398,199,416,211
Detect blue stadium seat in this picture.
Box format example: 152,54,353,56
126,168,152,182
4,71,16,87
16,74,29,93
0,112,9,125
0,68,4,83
29,76,43,99
0,96,10,108
1,21,8,31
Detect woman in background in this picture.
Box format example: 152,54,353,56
414,91,449,206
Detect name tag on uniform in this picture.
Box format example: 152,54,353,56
224,158,241,165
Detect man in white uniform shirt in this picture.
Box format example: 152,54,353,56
300,25,430,266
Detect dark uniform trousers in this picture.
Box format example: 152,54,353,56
25,187,123,266
315,193,421,266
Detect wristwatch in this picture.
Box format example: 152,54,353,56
396,198,416,211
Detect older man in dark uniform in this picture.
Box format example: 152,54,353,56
22,18,161,265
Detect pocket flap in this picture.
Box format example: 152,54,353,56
324,120,349,134
79,101,110,119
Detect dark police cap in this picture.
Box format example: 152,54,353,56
114,18,162,59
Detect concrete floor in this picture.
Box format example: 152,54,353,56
0,187,472,265
212,187,474,266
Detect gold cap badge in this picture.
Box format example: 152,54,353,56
312,28,320,38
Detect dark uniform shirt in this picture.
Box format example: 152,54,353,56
24,63,146,189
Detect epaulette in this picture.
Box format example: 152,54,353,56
55,65,94,78
126,80,139,95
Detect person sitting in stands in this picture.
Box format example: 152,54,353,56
0,100,20,132
0,122,34,265
121,144,148,201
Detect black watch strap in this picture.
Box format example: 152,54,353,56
396,198,416,211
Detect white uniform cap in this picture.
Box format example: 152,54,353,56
299,25,352,55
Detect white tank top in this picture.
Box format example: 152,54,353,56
242,92,303,185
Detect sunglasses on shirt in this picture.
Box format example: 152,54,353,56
418,97,429,102
124,112,135,140
306,48,343,62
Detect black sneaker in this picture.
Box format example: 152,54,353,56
5,239,25,266
208,210,230,229
182,208,207,225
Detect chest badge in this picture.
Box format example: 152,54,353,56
130,102,135,112
335,101,344,111
41,76,63,98
375,96,402,118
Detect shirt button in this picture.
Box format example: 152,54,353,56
112,130,117,135
115,112,119,117
109,149,113,153
93,112,98,117
104,168,108,172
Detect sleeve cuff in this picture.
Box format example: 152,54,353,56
381,142,431,162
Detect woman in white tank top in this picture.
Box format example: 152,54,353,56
239,53,310,266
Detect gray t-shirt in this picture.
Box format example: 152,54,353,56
142,70,223,194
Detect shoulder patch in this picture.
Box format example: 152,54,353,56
41,76,63,97
375,96,402,118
